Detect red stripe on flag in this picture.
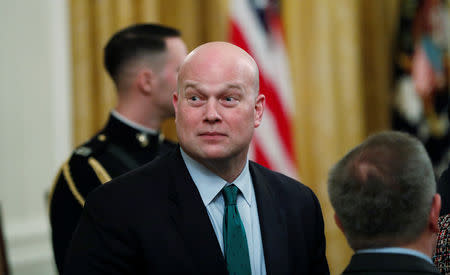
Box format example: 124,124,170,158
230,21,297,165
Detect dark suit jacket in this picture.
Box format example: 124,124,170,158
342,252,440,275
64,148,329,274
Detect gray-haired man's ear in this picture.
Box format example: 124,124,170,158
429,194,441,234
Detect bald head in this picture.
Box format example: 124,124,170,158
178,42,259,94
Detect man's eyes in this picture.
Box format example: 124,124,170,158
221,96,240,106
184,93,240,106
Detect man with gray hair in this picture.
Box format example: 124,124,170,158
328,131,441,274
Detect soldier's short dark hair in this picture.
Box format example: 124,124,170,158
104,23,181,85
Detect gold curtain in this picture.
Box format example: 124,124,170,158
70,0,400,274
284,1,400,273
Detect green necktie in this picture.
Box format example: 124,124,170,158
222,185,251,275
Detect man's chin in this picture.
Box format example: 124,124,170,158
192,146,232,161
201,150,230,161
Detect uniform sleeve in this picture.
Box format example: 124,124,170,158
49,156,102,274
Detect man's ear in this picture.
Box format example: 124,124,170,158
254,94,265,128
334,213,345,233
429,193,441,233
137,69,154,95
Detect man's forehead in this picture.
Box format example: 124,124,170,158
177,42,259,93
180,57,255,82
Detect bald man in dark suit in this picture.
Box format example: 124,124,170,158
64,42,329,275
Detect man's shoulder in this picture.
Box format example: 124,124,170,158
87,150,178,201
80,151,178,224
67,132,110,165
49,132,111,207
65,131,113,182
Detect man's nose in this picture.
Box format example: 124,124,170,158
204,100,221,123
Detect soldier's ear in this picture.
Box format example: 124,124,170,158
137,69,154,95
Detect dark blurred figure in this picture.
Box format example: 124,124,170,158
328,131,441,275
392,0,450,176
48,23,187,274
434,94,450,273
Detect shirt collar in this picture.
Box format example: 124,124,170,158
180,148,252,207
356,247,432,264
111,110,158,135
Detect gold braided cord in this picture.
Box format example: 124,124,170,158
63,161,85,206
49,157,111,210
88,157,112,184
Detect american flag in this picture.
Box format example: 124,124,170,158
229,0,298,179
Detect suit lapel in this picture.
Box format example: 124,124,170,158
250,162,290,274
168,149,227,275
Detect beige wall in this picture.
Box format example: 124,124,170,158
0,0,71,274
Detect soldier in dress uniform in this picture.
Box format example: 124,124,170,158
48,23,188,274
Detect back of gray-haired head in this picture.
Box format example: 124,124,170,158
327,131,436,250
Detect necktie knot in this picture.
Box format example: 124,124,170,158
223,185,238,205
